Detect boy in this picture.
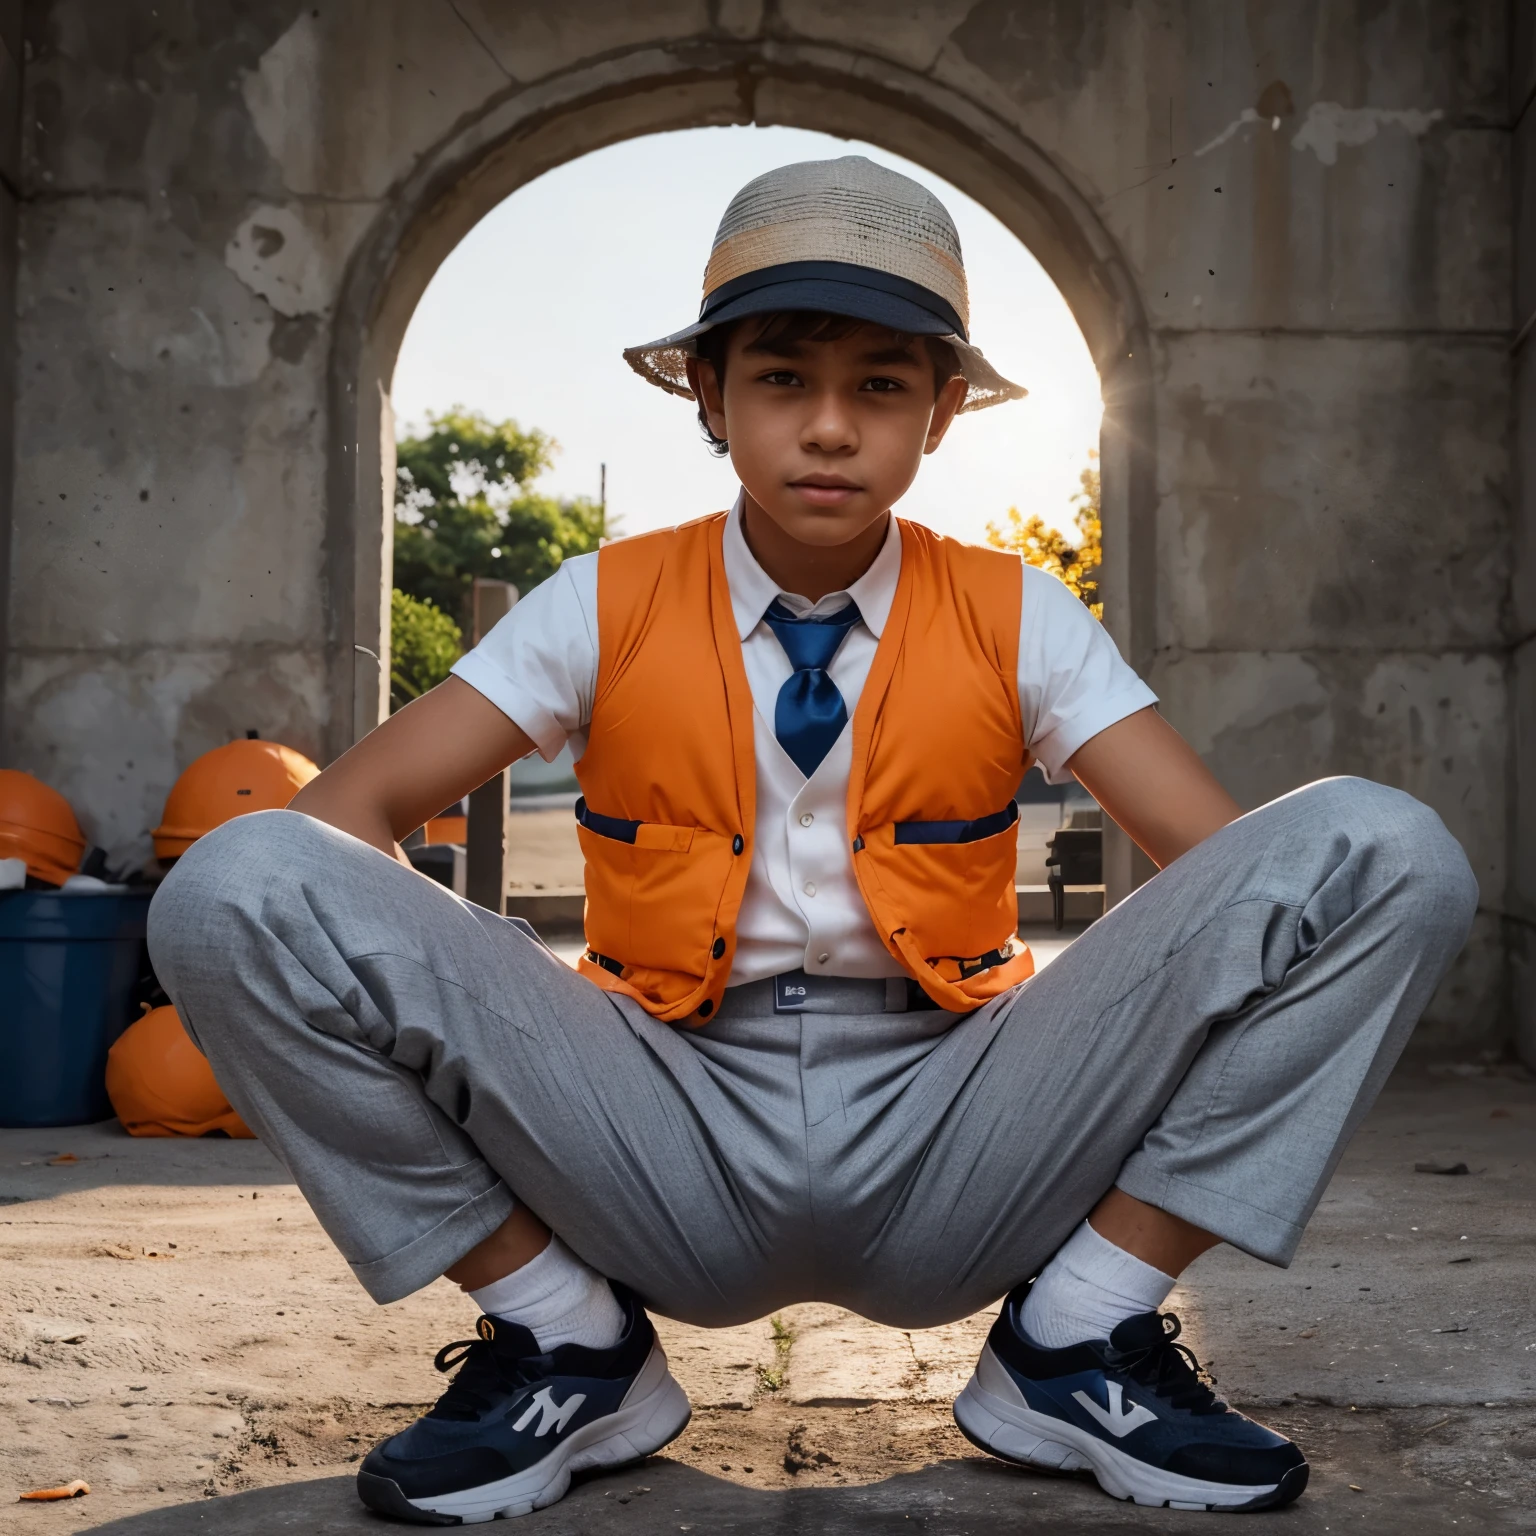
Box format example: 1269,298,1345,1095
149,157,1477,1522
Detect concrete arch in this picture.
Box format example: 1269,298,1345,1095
328,40,1156,765
8,2,1507,1044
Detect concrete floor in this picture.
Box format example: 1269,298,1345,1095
2,1064,1530,1535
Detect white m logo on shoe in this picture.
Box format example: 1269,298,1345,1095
1071,1380,1157,1438
512,1385,586,1438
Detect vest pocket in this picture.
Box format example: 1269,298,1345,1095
575,797,698,853
574,797,639,842
855,804,1021,963
576,803,733,980
891,800,1018,845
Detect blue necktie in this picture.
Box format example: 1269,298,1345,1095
763,598,862,777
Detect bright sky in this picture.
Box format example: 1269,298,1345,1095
392,125,1102,547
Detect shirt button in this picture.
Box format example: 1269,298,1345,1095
804,881,817,897
800,813,814,827
818,952,829,964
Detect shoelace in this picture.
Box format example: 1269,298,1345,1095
428,1336,541,1421
1105,1313,1225,1415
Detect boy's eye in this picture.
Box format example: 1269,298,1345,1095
861,376,905,393
761,370,801,387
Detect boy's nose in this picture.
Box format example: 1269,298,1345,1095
800,391,860,454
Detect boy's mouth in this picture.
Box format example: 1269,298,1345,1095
788,474,862,507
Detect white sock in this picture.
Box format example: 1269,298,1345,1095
1020,1219,1175,1350
466,1236,624,1353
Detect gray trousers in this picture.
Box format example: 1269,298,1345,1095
147,778,1476,1329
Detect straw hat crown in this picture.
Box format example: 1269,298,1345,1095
703,157,971,337
623,155,1025,413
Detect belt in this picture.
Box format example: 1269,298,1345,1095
713,970,944,1018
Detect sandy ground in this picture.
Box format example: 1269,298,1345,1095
504,806,582,892
1,1065,1532,1533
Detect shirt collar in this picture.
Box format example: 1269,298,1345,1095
722,490,902,641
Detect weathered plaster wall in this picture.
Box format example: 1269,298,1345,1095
1511,1,1536,1068
0,1,1516,1048
0,0,20,747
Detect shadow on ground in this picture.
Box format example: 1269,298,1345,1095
0,1119,288,1196
12,1065,1531,1534
80,1441,1515,1535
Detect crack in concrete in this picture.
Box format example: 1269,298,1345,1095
445,1,513,84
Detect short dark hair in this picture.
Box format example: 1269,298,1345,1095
691,311,961,456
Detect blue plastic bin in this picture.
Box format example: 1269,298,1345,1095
0,889,154,1126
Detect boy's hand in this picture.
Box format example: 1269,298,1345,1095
288,677,536,862
1066,707,1242,869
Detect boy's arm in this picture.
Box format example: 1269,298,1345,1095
287,677,536,862
1065,706,1242,870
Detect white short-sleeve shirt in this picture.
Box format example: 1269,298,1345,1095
451,498,1156,984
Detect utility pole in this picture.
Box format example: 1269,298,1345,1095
600,462,607,523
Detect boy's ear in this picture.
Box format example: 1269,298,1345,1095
923,373,969,455
686,356,729,442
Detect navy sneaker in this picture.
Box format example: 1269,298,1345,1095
953,1281,1308,1511
357,1286,691,1524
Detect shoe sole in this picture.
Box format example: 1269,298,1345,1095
953,1344,1308,1512
357,1340,692,1525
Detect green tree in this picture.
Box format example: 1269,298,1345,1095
986,450,1102,618
393,407,609,624
389,587,463,713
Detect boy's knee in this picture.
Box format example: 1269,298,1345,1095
1401,813,1480,937
1298,777,1479,928
1293,774,1416,828
192,805,325,867
147,809,324,988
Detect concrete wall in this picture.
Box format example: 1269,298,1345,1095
1512,1,1536,1068
0,1,1517,1049
0,0,21,749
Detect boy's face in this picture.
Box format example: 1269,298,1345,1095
687,319,968,548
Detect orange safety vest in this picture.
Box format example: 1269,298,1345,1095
573,512,1035,1022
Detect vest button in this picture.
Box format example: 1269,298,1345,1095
817,952,829,964
732,834,744,855
803,881,817,897
697,998,714,1019
712,937,726,960
799,813,814,827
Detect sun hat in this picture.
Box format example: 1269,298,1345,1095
624,155,1027,413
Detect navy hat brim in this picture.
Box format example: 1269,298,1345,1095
698,260,967,338
696,278,955,337
623,259,1026,410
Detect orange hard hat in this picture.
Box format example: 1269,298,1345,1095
105,1005,254,1139
152,738,320,860
0,770,86,887
423,813,467,846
